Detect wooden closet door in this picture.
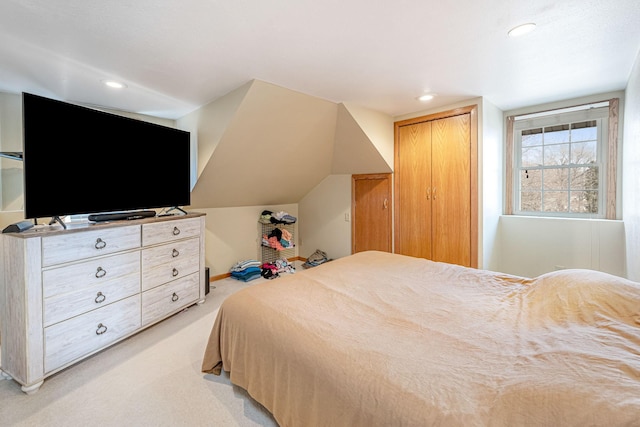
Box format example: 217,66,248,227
431,113,471,266
395,121,432,258
352,174,392,253
394,105,478,267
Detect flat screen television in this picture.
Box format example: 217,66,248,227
22,92,191,221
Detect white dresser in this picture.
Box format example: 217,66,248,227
0,213,206,394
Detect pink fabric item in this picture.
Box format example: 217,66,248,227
268,236,284,250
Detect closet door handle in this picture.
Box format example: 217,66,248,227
426,188,431,200
383,199,388,209
433,187,437,200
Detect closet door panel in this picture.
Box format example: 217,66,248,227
431,114,471,266
395,121,432,258
352,174,392,253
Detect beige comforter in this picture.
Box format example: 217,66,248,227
202,251,640,426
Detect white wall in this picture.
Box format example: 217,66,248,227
177,82,250,181
481,98,504,271
623,49,640,280
499,216,625,278
0,92,24,211
298,174,352,261
341,102,395,169
197,203,298,277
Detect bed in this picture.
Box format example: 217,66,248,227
201,250,640,426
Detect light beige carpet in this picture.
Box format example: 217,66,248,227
0,277,279,427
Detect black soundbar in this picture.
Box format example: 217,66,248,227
88,210,156,222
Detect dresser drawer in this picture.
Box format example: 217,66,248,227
142,217,201,246
42,225,141,267
42,251,140,299
141,273,199,326
44,295,141,372
141,238,200,291
43,273,140,327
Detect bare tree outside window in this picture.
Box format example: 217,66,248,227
507,99,617,219
518,120,599,215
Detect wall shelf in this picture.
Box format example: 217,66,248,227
260,222,295,263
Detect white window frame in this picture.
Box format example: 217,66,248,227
505,99,619,219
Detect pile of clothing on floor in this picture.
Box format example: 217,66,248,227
262,227,294,251
259,210,297,224
229,259,262,282
260,258,296,280
302,249,330,268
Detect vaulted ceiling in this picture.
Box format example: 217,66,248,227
2,1,639,210
0,1,638,120
186,80,392,209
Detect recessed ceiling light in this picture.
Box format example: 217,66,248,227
102,80,127,89
508,23,536,37
417,94,435,102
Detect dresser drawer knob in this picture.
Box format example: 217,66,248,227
172,226,180,236
172,248,180,258
96,323,108,335
171,292,179,302
172,268,179,277
95,292,106,303
95,267,107,278
95,238,107,249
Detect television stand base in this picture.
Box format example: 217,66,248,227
49,216,67,229
88,210,156,223
165,206,187,215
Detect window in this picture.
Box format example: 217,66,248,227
506,99,619,219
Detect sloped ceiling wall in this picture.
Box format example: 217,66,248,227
185,81,252,179
332,103,393,174
185,79,392,209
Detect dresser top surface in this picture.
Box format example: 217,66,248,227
2,212,205,239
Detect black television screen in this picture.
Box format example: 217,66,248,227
22,92,191,220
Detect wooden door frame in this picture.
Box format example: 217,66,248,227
351,173,393,254
393,105,478,268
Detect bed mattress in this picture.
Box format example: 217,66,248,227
202,251,640,426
